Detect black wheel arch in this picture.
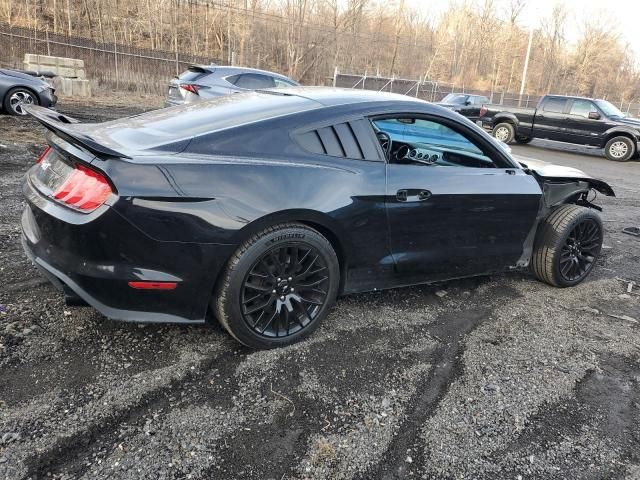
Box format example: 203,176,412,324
601,129,638,148
492,112,519,128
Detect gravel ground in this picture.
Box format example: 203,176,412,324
0,97,639,480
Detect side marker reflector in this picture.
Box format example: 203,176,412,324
128,281,177,290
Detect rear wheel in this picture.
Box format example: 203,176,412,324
492,122,515,143
532,205,603,287
604,136,635,162
3,87,39,116
214,224,340,349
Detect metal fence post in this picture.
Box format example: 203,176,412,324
113,31,119,90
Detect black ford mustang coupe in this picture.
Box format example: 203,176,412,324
22,88,614,348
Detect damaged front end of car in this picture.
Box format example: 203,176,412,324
515,158,615,268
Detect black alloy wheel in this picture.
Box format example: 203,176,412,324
532,204,604,287
241,244,330,338
215,223,339,349
558,218,602,282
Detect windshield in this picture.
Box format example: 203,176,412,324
441,94,468,105
594,100,625,118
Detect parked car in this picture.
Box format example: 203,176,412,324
473,94,640,161
437,93,489,121
0,68,57,115
22,88,614,349
165,65,299,106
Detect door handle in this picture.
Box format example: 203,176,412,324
396,189,431,202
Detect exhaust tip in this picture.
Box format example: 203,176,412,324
63,285,88,307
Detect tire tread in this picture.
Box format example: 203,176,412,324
532,205,600,287
214,223,336,347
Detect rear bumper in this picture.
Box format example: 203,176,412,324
21,179,236,324
22,236,204,323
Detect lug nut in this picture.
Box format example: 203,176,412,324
280,296,285,300
277,277,281,281
291,287,295,292
272,289,276,294
288,277,292,281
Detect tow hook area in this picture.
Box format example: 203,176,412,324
63,285,88,306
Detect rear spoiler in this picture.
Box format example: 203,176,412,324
24,105,130,159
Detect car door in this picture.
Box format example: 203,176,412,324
459,96,488,121
532,97,568,141
563,99,609,146
374,115,541,281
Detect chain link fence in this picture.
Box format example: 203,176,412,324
0,22,218,95
334,71,640,117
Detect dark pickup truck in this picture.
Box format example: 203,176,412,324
474,94,640,161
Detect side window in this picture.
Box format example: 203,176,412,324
225,74,240,85
477,96,489,105
233,73,276,89
372,117,498,168
274,77,296,88
569,100,595,118
543,98,567,113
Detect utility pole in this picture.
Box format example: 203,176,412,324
519,26,533,106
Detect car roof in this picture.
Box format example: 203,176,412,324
281,86,429,107
545,94,605,102
82,88,455,153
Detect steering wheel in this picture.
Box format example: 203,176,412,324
394,145,410,162
376,131,391,158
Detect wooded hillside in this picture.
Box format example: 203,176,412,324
2,0,639,102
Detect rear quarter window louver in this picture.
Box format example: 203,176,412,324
294,120,380,161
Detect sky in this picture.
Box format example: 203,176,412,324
407,0,640,61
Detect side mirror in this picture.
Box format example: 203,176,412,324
465,100,472,105
588,111,601,120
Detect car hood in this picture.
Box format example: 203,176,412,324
514,156,615,197
611,116,640,128
0,68,47,85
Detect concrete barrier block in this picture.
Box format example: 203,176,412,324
23,53,40,65
54,66,78,78
51,76,73,96
23,54,86,75
71,79,91,97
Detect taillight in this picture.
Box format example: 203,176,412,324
53,164,113,211
479,105,488,117
180,83,201,95
37,146,52,164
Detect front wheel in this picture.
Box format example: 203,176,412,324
214,224,340,349
492,122,515,143
531,205,603,287
3,87,39,116
604,136,635,162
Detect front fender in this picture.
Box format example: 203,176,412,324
493,112,519,126
603,126,640,146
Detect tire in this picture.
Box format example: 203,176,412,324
492,122,515,143
214,223,340,349
604,136,635,162
515,136,532,144
3,87,39,116
531,205,603,288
